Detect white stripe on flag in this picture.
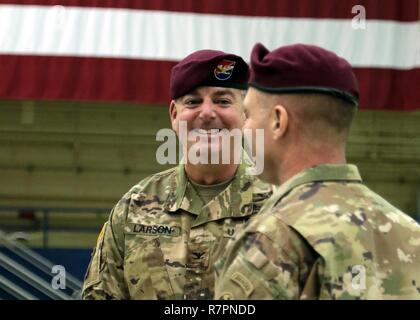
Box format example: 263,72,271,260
0,5,418,69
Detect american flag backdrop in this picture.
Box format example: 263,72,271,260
0,0,418,110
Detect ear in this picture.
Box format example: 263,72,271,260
272,104,288,140
169,100,178,132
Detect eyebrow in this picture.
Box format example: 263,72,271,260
180,91,201,101
181,89,236,101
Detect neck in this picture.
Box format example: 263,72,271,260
276,146,347,185
185,162,239,185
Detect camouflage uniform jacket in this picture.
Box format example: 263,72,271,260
82,161,272,299
215,164,420,299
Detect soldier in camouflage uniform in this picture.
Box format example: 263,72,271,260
82,50,272,299
214,43,420,300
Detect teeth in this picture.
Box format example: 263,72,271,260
194,129,222,134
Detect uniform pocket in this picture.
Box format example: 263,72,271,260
124,236,175,299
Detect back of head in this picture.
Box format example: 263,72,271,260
278,93,357,142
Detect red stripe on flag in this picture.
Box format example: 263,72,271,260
0,0,418,21
354,68,420,111
0,55,175,104
0,55,418,110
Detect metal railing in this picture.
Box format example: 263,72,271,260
0,205,110,299
0,230,83,293
0,250,72,300
0,274,38,300
0,205,109,248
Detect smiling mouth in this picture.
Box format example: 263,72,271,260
191,129,223,136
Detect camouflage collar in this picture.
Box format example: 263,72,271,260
162,163,188,212
163,160,257,226
267,164,362,209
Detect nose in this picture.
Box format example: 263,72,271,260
198,98,216,121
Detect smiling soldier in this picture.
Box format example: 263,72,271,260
81,50,272,300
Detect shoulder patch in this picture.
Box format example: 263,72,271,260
231,272,254,297
96,222,107,245
219,292,234,300
244,246,269,269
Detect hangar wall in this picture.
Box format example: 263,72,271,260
1,100,418,216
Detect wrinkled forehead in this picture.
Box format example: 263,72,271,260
178,86,244,100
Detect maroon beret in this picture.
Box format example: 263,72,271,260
170,50,249,99
249,43,359,105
